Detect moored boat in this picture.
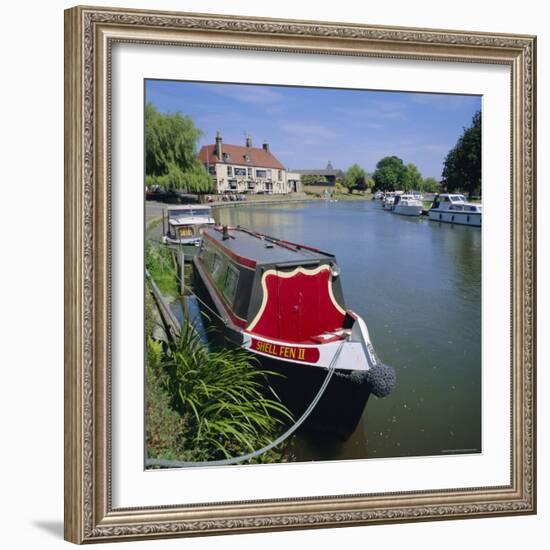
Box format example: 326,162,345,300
382,193,396,210
428,193,482,226
392,193,423,216
192,226,396,439
162,205,216,245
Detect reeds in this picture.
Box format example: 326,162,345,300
147,321,294,464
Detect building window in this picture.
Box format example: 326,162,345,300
256,169,267,178
278,170,282,181
223,152,231,162
227,166,233,177
208,165,216,175
247,167,253,177
234,167,246,177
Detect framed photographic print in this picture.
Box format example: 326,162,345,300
64,5,537,544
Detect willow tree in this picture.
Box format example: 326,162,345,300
145,103,213,193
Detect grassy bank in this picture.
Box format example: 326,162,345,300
145,242,179,299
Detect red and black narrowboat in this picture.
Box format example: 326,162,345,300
192,226,396,439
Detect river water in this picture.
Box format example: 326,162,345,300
214,200,481,461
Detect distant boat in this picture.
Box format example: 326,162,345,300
192,226,396,438
428,194,482,227
392,193,423,217
382,194,396,210
162,205,216,245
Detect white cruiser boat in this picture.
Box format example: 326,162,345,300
392,193,423,217
428,194,482,227
162,205,216,245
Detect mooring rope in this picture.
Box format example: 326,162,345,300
145,337,347,469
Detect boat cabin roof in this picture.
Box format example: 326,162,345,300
437,193,466,202
202,227,335,267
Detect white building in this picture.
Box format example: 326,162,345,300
198,132,297,194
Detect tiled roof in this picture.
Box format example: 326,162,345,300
198,143,285,170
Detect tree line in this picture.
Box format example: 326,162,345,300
320,159,440,195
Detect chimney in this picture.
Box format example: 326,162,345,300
215,131,223,159
245,135,252,148
262,141,270,153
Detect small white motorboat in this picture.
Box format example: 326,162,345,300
382,193,396,210
392,193,423,216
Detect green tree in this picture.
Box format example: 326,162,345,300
422,177,440,193
441,111,481,197
301,174,328,185
372,156,407,191
403,163,423,192
343,164,367,194
145,103,213,193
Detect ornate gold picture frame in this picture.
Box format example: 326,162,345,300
64,5,536,544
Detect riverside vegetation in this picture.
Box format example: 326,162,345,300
145,242,294,465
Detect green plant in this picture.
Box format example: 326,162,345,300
146,338,196,462
163,321,293,462
145,242,179,298
343,163,367,193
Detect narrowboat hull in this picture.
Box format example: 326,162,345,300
256,355,371,439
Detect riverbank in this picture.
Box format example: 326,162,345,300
213,192,373,208
210,193,318,208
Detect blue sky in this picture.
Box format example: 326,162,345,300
145,80,481,179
